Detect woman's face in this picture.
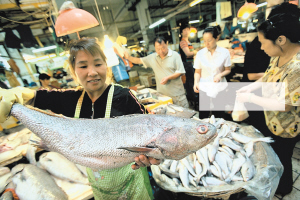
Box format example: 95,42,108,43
182,27,190,38
203,32,217,51
74,50,107,93
258,32,281,57
41,79,50,87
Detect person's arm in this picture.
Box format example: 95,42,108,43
236,93,291,112
236,77,263,93
181,46,195,57
193,52,202,93
194,69,201,93
180,40,195,58
247,73,265,81
161,52,185,85
124,50,142,64
214,50,232,82
214,67,231,82
160,72,184,85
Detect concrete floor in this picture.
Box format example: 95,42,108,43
272,140,300,200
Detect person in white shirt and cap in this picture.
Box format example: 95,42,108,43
193,26,231,119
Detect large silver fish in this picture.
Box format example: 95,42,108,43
10,104,217,170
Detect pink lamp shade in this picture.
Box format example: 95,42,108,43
237,2,258,18
55,8,99,37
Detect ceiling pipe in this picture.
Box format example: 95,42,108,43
129,4,190,38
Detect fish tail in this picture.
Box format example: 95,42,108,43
252,137,274,143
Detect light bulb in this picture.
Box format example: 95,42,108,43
242,12,250,19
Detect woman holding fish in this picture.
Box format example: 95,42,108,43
193,26,232,119
236,6,300,196
0,37,160,199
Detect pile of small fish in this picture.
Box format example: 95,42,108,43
0,148,90,200
0,129,32,164
151,115,274,192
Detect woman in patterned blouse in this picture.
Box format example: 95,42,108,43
236,9,300,197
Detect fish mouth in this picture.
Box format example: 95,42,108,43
201,128,218,147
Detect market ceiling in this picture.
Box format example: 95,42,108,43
0,0,250,48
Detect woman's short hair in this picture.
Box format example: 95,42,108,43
68,37,107,77
257,13,300,44
180,22,190,34
39,73,50,80
203,25,221,39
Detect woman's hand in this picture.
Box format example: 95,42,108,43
213,74,222,82
193,83,199,93
236,85,252,93
131,155,161,170
236,92,253,103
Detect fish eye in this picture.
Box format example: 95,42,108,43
197,125,208,134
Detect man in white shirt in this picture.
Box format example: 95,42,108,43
124,36,188,108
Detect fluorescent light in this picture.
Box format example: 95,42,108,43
32,45,57,53
149,18,166,29
25,53,57,63
140,40,145,43
189,0,204,7
189,20,199,24
128,45,137,49
257,2,267,7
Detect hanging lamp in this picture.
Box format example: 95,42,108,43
237,1,258,19
190,27,197,37
55,1,99,39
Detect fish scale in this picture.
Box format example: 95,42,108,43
11,104,217,170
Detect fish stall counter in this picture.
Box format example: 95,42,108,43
135,88,173,110
0,126,93,200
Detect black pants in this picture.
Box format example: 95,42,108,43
183,62,198,103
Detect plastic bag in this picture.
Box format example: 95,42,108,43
232,97,249,121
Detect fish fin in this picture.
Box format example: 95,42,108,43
25,144,37,165
117,146,155,153
25,105,69,119
29,133,50,151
